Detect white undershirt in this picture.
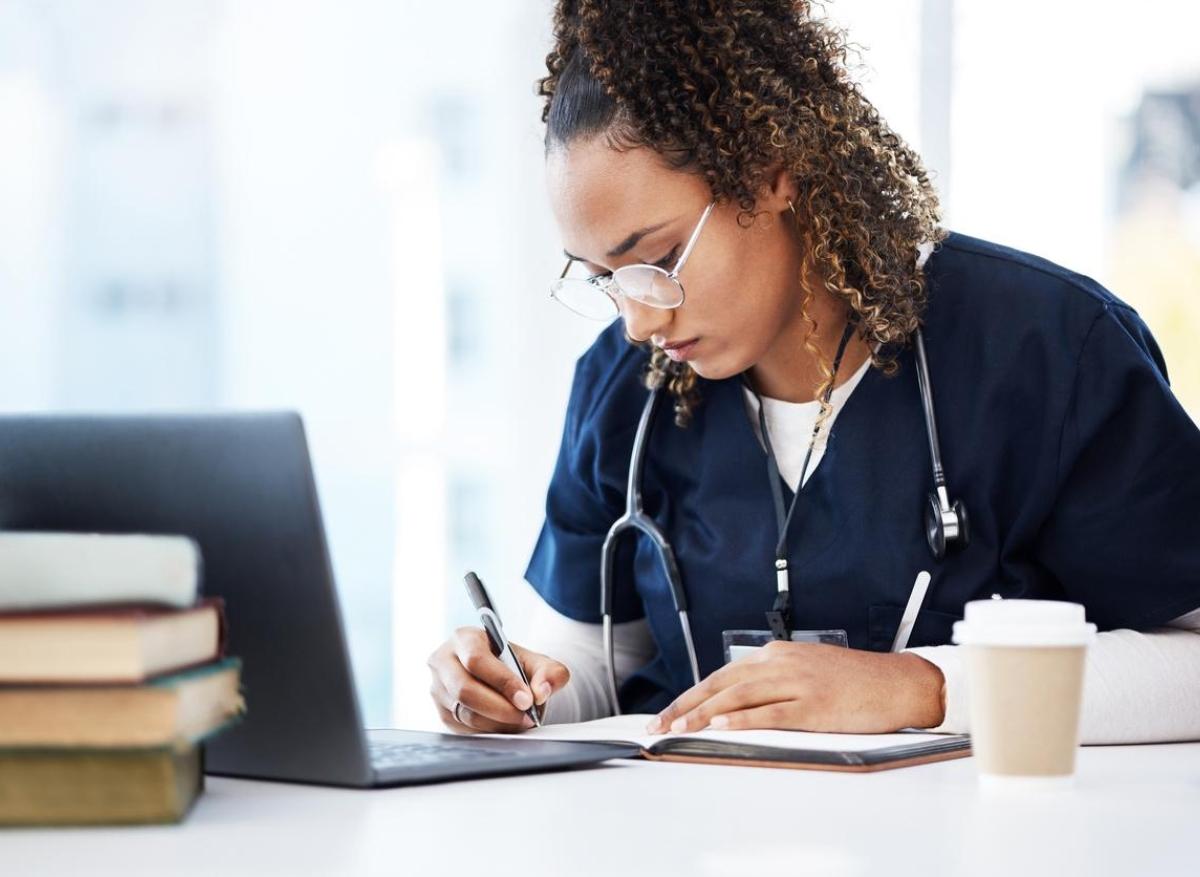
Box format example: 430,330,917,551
519,367,1200,742
740,355,873,488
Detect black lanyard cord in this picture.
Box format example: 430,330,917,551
746,319,857,637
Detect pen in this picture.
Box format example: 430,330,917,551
462,571,543,728
891,570,933,653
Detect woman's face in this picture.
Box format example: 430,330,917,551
546,137,804,381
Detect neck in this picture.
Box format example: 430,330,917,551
747,289,871,403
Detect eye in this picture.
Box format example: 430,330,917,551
651,245,680,270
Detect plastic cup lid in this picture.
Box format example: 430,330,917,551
952,599,1096,647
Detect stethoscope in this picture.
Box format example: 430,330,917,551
599,326,969,715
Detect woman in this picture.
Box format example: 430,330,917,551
428,0,1200,741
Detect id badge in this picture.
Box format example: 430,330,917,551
722,628,849,664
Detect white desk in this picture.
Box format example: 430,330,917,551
5,742,1198,876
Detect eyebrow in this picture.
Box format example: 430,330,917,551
563,219,674,263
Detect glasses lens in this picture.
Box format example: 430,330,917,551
612,265,683,308
550,278,619,321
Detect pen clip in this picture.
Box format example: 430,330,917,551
478,607,506,657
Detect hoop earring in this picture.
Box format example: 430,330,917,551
786,199,797,216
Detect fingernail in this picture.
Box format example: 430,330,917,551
538,682,552,702
645,716,662,734
670,717,686,733
522,715,535,729
709,715,728,729
513,690,533,710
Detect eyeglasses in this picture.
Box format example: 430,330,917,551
550,201,716,321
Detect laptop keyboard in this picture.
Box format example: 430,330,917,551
368,739,513,769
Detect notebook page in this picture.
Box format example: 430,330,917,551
502,714,956,752
504,714,661,748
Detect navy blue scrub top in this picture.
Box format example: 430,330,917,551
524,231,1200,715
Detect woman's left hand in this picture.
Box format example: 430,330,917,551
645,641,946,735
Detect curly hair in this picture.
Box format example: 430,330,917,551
538,0,946,428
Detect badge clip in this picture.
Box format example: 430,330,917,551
766,591,791,641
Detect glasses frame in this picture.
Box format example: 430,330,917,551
551,201,716,320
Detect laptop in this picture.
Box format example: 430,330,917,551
0,412,636,787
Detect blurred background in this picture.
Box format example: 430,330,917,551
0,0,1196,729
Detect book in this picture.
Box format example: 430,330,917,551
506,714,971,772
0,531,201,611
0,745,203,826
0,658,244,749
0,599,226,684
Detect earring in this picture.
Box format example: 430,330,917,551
786,199,797,216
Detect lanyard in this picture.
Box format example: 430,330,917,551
747,321,856,639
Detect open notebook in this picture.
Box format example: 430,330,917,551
500,714,971,773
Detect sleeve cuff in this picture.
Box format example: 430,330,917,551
905,644,969,734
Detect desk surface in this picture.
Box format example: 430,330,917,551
4,742,1198,876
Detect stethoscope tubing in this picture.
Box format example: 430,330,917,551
600,327,964,714
600,387,701,713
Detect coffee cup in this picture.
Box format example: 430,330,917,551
952,599,1096,789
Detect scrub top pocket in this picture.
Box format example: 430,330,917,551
867,603,962,652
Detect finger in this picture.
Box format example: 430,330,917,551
440,652,533,726
669,679,786,734
430,677,530,734
517,647,570,705
451,627,535,712
429,675,476,732
445,701,532,734
706,701,796,732
427,640,525,729
431,676,477,733
434,702,525,734
647,661,750,733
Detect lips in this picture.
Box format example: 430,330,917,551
660,337,698,351
661,338,700,362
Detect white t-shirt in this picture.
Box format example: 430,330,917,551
740,355,872,490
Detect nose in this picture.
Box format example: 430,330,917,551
619,297,673,345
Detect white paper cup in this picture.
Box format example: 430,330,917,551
953,599,1096,788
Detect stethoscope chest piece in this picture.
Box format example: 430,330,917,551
925,488,970,560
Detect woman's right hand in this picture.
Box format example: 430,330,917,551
427,627,570,733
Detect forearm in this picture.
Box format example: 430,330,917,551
520,597,656,724
907,608,1200,743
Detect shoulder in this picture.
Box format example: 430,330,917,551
923,231,1163,375
928,231,1134,320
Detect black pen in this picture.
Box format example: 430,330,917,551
462,571,543,728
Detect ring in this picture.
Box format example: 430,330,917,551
452,701,467,725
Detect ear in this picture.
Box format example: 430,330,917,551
756,165,799,216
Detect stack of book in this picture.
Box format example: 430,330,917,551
0,532,245,826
